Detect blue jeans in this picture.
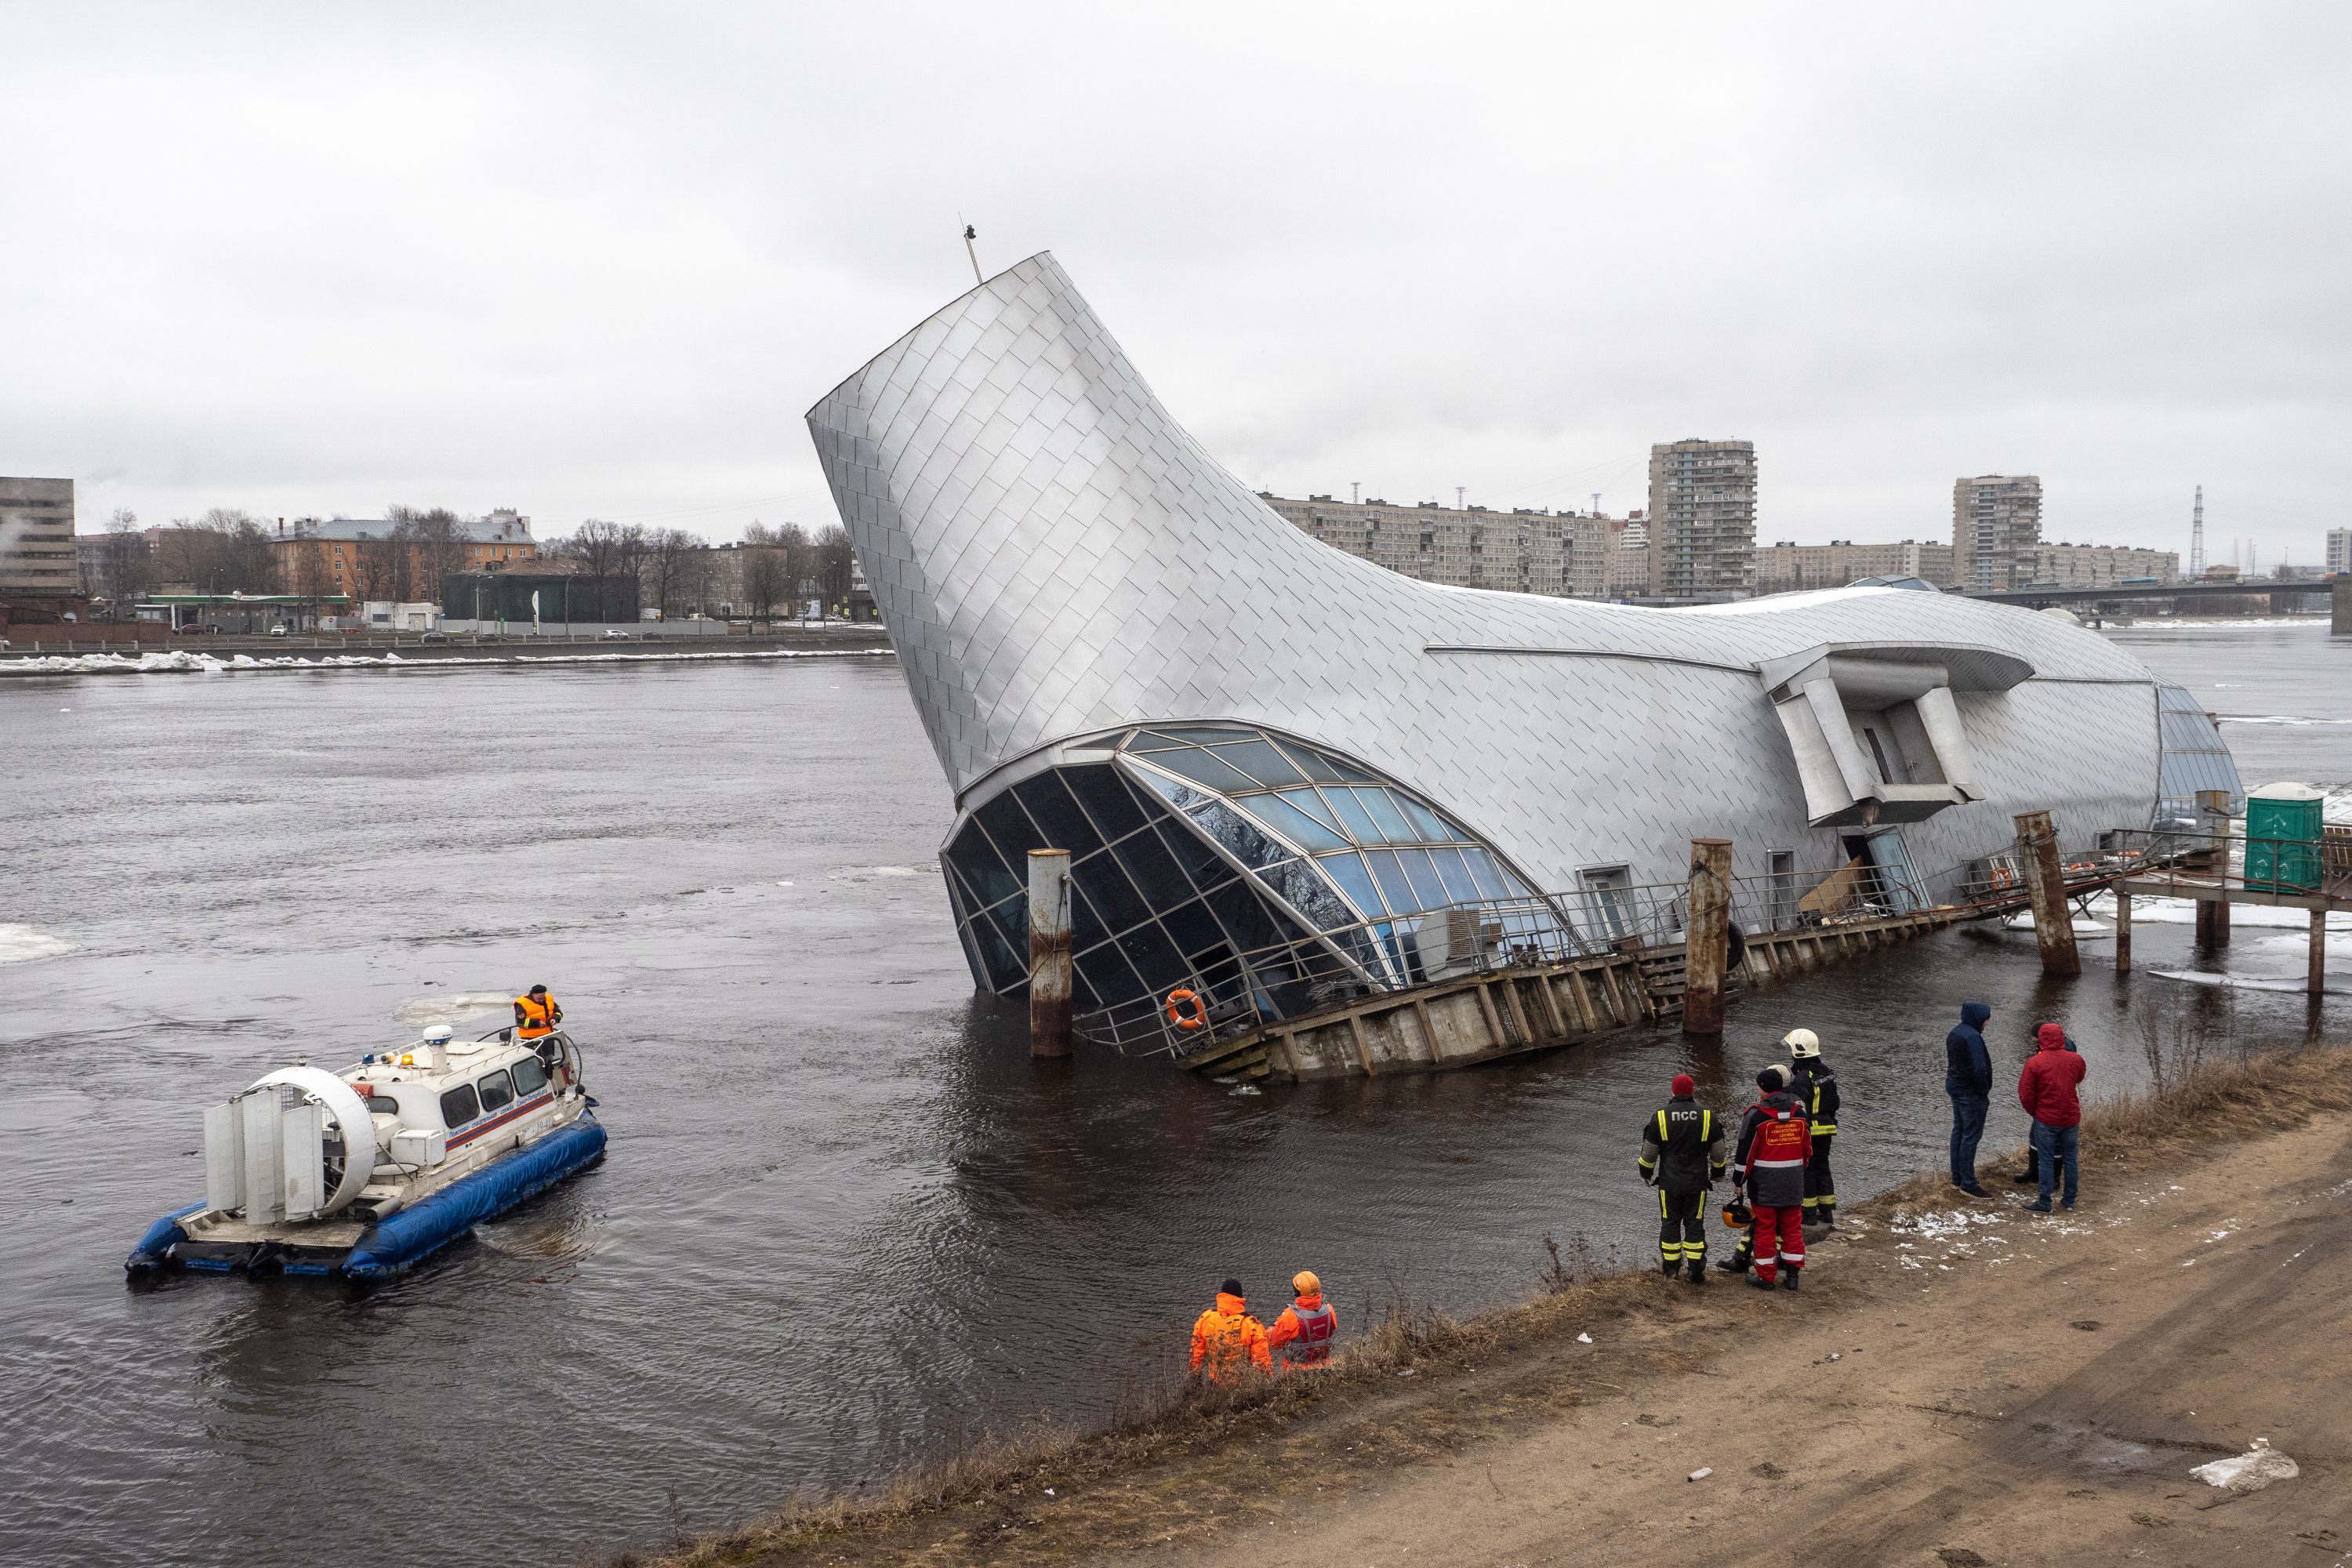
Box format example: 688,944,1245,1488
1947,1091,1988,1185
2031,1120,2078,1207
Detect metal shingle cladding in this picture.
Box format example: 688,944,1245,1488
808,253,2187,898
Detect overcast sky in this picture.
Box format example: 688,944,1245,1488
6,3,2347,564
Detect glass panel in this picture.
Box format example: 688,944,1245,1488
1461,846,1512,901
1155,818,1234,891
981,903,1030,978
1145,747,1258,794
1187,800,1290,871
1261,737,1339,783
1394,848,1450,911
965,913,1025,991
1427,844,1481,904
1363,849,1419,916
1131,768,1214,815
1272,786,1345,835
512,1055,550,1096
1323,786,1382,845
1207,739,1305,787
439,1085,480,1127
1110,822,1190,904
1160,898,1232,970
1134,725,1253,746
1315,851,1385,918
974,790,1045,861
1117,921,1190,993
1073,946,1138,1011
1062,764,1150,841
1065,875,1108,953
1355,788,1418,844
1255,858,1358,930
1396,795,1451,842
1235,793,1348,851
946,832,1021,912
477,1069,515,1114
1071,848,1152,937
1013,774,1101,856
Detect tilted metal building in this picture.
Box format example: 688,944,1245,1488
808,254,2240,1028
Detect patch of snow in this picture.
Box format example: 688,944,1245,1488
2190,1439,2299,1493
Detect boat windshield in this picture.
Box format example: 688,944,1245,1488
511,1056,550,1096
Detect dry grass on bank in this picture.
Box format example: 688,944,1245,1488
619,1040,2350,1568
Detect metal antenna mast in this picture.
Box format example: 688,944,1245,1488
963,225,982,286
1456,486,1465,510
2190,485,2205,576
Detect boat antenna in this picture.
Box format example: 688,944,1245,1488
963,224,983,286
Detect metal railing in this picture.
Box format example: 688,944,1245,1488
2102,825,2350,902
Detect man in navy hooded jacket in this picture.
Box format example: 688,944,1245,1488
1945,1002,1993,1195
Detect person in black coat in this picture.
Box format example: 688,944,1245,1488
1638,1073,1727,1284
1945,1001,1993,1196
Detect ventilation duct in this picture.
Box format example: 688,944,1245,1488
1759,644,2027,828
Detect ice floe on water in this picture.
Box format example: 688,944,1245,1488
0,924,74,965
2,647,895,677
392,992,518,1028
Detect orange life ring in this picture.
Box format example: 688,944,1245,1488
1166,989,1207,1030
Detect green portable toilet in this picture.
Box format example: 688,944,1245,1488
2245,782,2325,894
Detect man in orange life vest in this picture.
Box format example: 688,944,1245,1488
1732,1064,1814,1291
1189,1279,1272,1381
514,985,562,1040
1265,1271,1338,1370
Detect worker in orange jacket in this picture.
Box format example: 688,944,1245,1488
1189,1278,1272,1381
1265,1270,1338,1370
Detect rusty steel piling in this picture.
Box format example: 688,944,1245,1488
1027,848,1073,1057
2013,810,2081,978
1682,838,1733,1035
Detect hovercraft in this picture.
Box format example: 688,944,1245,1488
125,1022,605,1279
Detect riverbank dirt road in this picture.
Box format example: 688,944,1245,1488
1160,1114,2352,1568
677,1064,2352,1568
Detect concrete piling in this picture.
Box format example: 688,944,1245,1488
2334,575,2350,636
1682,838,1733,1035
2013,811,2081,978
1028,848,1073,1058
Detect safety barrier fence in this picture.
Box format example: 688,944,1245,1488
2102,825,2352,903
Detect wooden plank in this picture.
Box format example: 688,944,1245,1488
1497,976,1535,1044
1347,1013,1376,1077
1413,997,1443,1064
1277,1030,1302,1080
1535,970,1570,1036
1473,982,1508,1047
1560,968,1598,1033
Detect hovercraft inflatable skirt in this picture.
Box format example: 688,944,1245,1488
125,1113,606,1279
343,1115,606,1279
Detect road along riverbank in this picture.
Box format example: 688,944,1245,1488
639,1042,2352,1568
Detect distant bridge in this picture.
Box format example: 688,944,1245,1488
1958,579,2340,611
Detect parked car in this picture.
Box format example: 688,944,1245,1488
602,629,633,639
267,625,289,637
419,630,448,644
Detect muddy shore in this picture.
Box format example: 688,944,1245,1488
635,1044,2352,1568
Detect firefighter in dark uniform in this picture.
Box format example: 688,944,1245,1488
1784,1027,1841,1228
1638,1073,1727,1283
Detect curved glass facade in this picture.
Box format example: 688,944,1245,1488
940,724,1563,1025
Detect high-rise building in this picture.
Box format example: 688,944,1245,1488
1952,475,2042,590
2327,527,2350,575
0,477,78,596
1646,441,1755,597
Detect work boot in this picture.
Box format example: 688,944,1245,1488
2013,1170,2040,1184
1819,1207,1836,1229
1686,1260,1708,1284
1749,1271,1777,1291
1780,1268,1800,1291
1661,1258,1680,1277
1716,1252,1751,1273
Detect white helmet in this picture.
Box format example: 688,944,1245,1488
1781,1028,1820,1058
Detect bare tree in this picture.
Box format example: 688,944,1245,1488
815,524,855,608
100,509,150,612
743,542,788,621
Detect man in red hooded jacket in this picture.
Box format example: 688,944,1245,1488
2018,1023,2086,1211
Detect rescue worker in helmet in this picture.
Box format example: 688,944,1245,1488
1732,1064,1814,1290
1189,1278,1272,1382
1783,1028,1841,1228
1265,1270,1338,1370
514,985,562,1040
1637,1073,1727,1283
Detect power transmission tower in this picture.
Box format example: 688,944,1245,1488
2189,485,2205,576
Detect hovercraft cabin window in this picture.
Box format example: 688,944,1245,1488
511,1055,550,1096
440,1084,481,1127
477,1069,514,1113
365,1094,399,1114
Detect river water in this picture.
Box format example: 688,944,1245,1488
2,621,2345,1566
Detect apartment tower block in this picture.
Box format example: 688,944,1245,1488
1646,440,1755,597
1953,475,2043,591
